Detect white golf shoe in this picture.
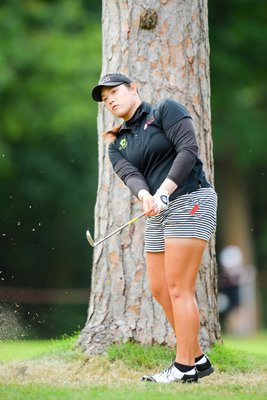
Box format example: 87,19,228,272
195,355,214,378
141,363,198,383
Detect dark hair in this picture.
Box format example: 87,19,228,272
102,124,122,142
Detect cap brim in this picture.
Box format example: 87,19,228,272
91,82,124,102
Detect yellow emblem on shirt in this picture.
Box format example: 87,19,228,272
119,138,128,150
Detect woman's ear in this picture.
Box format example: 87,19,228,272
130,82,138,95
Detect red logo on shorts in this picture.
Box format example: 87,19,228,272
190,204,199,215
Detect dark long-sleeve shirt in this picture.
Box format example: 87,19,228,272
108,100,211,201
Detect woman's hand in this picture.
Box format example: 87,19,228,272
138,189,157,216
138,187,170,216
153,188,169,213
142,193,158,216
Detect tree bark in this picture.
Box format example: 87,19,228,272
79,0,221,355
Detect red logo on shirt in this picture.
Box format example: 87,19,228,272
144,116,155,130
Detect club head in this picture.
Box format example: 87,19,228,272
86,229,95,247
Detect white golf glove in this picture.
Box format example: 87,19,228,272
153,188,169,214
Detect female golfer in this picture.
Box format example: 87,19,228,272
91,73,217,383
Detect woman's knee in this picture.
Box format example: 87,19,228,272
149,281,170,306
146,252,169,305
150,282,165,302
167,282,195,300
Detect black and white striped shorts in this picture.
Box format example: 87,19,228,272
144,187,217,252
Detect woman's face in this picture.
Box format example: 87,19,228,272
101,83,141,120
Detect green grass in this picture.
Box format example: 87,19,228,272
1,332,267,364
0,332,266,400
107,340,176,370
223,331,267,356
1,384,267,400
0,335,78,362
106,339,267,374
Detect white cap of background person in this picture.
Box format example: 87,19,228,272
219,245,245,277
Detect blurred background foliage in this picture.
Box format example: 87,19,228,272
0,0,266,338
209,0,267,329
0,0,101,337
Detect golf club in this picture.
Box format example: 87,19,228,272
86,212,146,247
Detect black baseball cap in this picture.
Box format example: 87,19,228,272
91,73,133,102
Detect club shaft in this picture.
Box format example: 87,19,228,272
93,212,145,247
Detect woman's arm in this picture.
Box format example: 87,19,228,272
109,142,157,216
165,117,198,188
108,144,150,197
157,117,198,196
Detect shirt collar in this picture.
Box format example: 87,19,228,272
122,102,150,128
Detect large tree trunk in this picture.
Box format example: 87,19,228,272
79,0,221,355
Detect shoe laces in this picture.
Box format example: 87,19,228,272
159,363,175,378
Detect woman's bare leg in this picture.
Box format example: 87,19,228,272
164,237,207,366
146,252,175,329
146,247,204,362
